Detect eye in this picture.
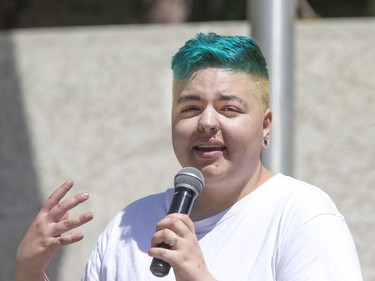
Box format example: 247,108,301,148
221,106,242,117
181,106,200,113
223,106,240,112
179,105,202,118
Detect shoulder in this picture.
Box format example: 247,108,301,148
269,174,343,224
112,188,173,227
96,189,173,243
272,176,362,280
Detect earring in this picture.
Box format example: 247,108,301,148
262,136,269,147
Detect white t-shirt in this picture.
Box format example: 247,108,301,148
81,174,363,280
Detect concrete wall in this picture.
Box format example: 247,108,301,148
1,19,374,280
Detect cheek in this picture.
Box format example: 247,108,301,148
172,120,185,137
172,122,192,166
172,117,196,136
233,122,263,151
172,120,191,149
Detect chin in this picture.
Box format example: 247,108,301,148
200,164,227,180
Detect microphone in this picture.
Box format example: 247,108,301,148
150,167,205,277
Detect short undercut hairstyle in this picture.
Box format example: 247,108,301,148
171,32,270,113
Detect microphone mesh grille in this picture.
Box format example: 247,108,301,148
174,167,204,196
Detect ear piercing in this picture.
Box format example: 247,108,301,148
262,136,269,147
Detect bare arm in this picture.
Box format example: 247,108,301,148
14,180,94,281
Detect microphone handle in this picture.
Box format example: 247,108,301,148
149,249,171,278
150,188,196,277
167,187,195,214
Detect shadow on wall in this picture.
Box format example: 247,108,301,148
0,32,62,280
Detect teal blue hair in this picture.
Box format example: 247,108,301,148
171,32,269,80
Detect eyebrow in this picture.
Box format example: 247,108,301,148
176,94,201,104
176,94,248,108
218,94,248,108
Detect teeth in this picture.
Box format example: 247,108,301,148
197,145,223,149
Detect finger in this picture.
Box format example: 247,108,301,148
148,244,174,264
58,232,85,246
149,230,182,266
148,233,186,268
42,180,74,212
59,212,69,222
168,213,195,233
53,211,94,236
49,192,90,222
150,228,178,248
155,214,194,239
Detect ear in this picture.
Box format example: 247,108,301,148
262,109,272,138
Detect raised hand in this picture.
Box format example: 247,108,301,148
14,180,94,281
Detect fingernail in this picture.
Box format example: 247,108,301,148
85,212,94,219
82,192,89,199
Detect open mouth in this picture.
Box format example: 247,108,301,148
195,144,225,152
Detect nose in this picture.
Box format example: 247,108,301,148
198,106,220,133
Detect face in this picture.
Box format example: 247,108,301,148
171,68,272,189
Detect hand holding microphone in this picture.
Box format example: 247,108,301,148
149,167,204,277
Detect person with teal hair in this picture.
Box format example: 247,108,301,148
15,33,362,281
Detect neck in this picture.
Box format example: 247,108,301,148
190,165,274,221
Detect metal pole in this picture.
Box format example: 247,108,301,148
249,0,295,175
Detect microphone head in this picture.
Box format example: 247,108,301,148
174,167,204,196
